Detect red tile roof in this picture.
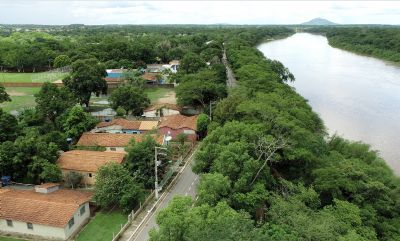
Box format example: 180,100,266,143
96,118,159,131
77,133,164,147
0,189,92,227
57,150,126,173
159,114,198,131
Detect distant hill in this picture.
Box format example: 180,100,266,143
301,18,337,25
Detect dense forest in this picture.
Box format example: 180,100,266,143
306,26,400,62
150,27,400,241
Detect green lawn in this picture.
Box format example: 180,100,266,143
75,210,127,241
0,72,68,83
0,236,26,241
0,87,40,112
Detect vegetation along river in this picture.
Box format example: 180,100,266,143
258,33,400,175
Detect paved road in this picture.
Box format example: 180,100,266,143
222,45,237,88
125,149,199,241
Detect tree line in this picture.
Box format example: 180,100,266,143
306,26,400,63
150,27,400,241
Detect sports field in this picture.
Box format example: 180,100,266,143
0,72,68,83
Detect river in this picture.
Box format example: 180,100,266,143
258,33,400,175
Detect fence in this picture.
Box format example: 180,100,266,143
111,191,155,241
1,82,64,87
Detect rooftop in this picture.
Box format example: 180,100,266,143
57,150,126,173
77,133,164,147
0,188,92,227
96,118,159,131
159,114,198,131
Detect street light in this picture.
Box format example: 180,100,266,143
154,146,168,199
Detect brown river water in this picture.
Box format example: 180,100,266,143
258,33,400,175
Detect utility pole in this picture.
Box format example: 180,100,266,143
209,101,217,121
154,146,167,199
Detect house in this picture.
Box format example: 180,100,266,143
57,150,125,185
158,114,199,141
76,133,164,152
93,118,159,134
90,108,116,121
0,185,92,240
169,60,180,73
146,64,165,73
105,69,126,87
143,103,182,118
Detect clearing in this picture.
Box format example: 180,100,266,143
74,210,127,241
0,87,40,113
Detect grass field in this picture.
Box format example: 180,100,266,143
1,86,175,113
0,236,26,241
75,210,127,241
0,87,40,112
0,72,68,83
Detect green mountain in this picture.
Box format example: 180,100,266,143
301,18,337,25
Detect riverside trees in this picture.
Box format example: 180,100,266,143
151,27,400,241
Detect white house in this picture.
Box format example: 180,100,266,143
0,185,92,240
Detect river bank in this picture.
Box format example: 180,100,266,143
258,33,400,174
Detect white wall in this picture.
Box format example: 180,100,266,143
0,219,66,240
64,202,90,239
0,202,90,240
105,147,125,152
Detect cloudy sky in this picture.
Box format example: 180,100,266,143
0,1,399,25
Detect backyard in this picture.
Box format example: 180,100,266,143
74,210,127,241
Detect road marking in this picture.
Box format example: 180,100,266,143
188,186,192,191
185,192,188,196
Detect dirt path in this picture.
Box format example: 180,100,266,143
156,91,176,104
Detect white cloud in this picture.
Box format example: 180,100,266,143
0,1,399,25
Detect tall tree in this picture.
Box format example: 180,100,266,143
63,58,107,107
109,86,150,116
53,55,72,68
0,109,19,143
58,105,98,140
35,83,77,122
0,84,11,103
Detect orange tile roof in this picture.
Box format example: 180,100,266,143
96,118,158,130
0,189,92,227
57,150,125,173
159,114,198,131
77,133,164,147
144,103,182,112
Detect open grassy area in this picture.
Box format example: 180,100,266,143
0,236,26,241
0,72,68,83
0,87,40,112
145,87,175,103
75,210,127,241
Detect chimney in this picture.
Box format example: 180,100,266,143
35,183,60,194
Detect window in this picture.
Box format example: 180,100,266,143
110,147,116,151
6,220,13,227
88,173,92,178
80,205,86,215
27,222,33,230
68,217,74,229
